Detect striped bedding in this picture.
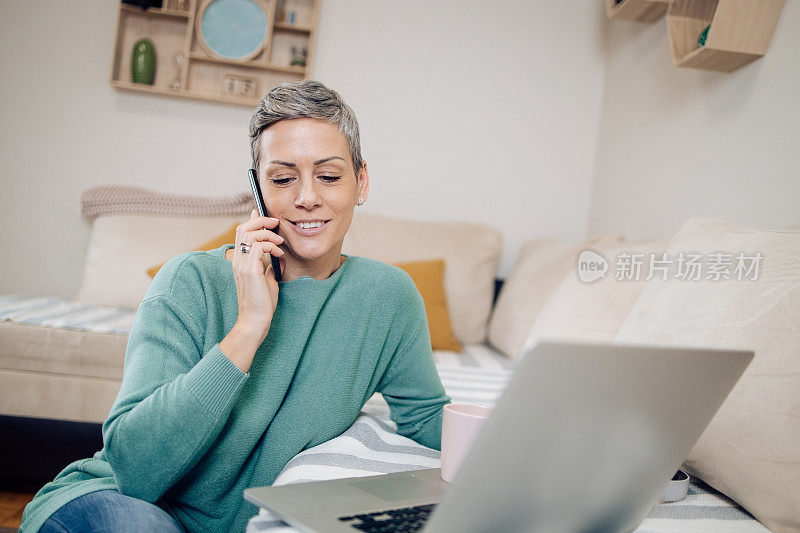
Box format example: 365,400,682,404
0,295,765,531
0,295,135,334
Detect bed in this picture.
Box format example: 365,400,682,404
0,295,768,531
0,296,765,531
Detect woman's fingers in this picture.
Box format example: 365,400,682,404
233,240,283,272
237,216,280,236
234,213,283,267
241,241,284,276
246,240,284,260
240,228,284,247
235,210,259,246
235,216,276,241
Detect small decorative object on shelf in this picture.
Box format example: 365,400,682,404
170,52,185,90
197,0,269,61
222,73,259,98
290,46,307,67
131,38,156,85
697,25,710,47
176,0,189,10
277,8,298,24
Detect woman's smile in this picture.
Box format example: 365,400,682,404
288,218,331,236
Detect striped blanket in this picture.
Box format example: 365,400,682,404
80,185,252,219
0,295,765,531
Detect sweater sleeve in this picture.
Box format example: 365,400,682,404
101,292,248,503
377,280,451,451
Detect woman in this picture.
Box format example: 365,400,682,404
21,81,450,533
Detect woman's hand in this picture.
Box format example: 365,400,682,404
220,210,285,373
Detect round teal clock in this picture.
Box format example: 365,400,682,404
196,0,270,61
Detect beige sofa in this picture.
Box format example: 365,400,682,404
1,187,798,531
0,190,503,424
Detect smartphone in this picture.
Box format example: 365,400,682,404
248,168,283,282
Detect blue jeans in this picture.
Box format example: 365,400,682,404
39,489,184,533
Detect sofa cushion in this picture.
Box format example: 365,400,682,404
0,321,127,423
343,213,502,344
77,214,245,309
614,218,800,533
395,259,462,352
147,223,240,278
0,321,127,380
529,240,667,343
0,369,122,423
488,234,623,359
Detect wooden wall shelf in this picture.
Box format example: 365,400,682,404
110,0,320,107
187,52,305,74
605,0,670,24
120,4,190,20
274,22,312,33
666,0,785,72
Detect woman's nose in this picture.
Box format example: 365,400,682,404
294,177,322,209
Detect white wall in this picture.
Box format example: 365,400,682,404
0,0,606,298
588,0,800,241
0,1,254,299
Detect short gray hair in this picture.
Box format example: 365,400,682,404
249,80,363,175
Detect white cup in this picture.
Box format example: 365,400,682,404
440,403,492,483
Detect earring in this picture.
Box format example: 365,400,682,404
357,197,365,206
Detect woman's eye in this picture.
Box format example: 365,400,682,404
271,177,294,185
319,175,341,182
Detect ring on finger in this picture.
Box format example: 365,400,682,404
239,242,252,254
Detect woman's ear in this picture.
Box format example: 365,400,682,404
357,161,370,205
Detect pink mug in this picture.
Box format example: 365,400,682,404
440,403,493,483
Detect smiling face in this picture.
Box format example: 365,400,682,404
257,117,369,276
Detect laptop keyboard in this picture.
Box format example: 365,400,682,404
338,503,437,532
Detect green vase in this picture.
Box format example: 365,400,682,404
131,39,156,85
698,25,710,48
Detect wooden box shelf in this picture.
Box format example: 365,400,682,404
666,0,785,72
605,0,670,24
110,0,320,107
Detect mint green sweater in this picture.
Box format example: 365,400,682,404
21,245,449,533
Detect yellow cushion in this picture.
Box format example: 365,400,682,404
146,223,239,278
395,259,463,352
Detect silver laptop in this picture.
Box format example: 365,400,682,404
244,341,753,533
